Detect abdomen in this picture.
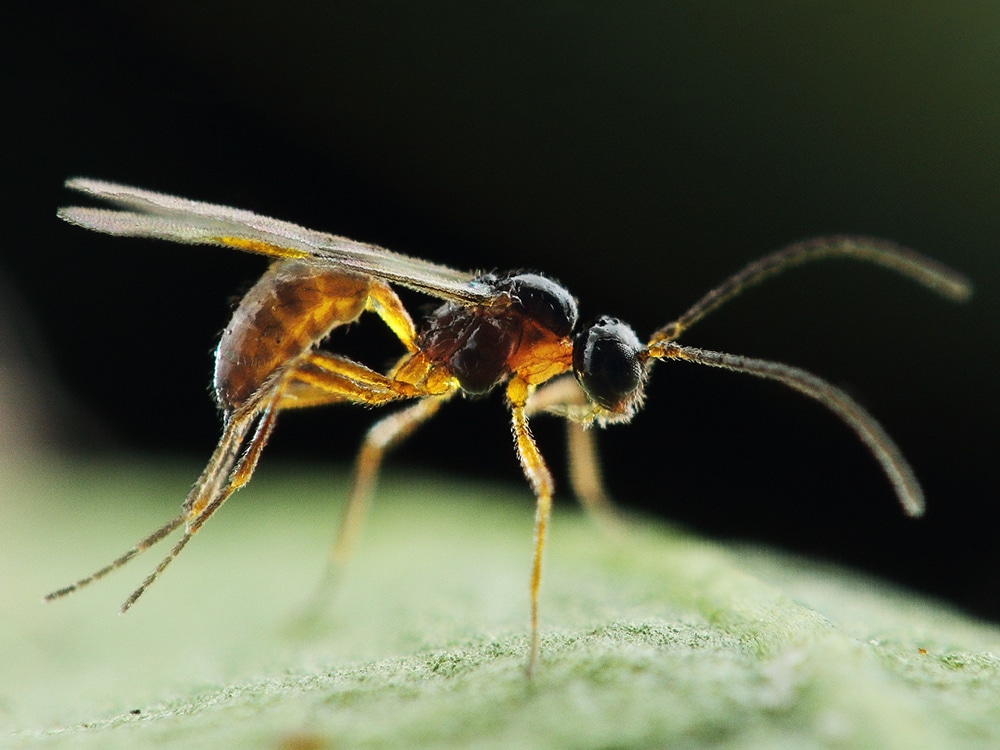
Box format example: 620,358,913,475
214,261,372,411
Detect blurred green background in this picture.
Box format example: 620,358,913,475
1,2,997,622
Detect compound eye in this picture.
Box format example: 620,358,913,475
573,316,645,413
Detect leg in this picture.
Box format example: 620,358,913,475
122,356,435,612
268,351,455,592
46,344,440,612
46,349,432,610
565,421,621,528
183,403,261,518
525,376,618,523
120,391,283,611
332,395,449,566
292,394,451,622
366,279,418,352
507,377,555,678
271,352,452,574
279,350,424,409
45,387,273,610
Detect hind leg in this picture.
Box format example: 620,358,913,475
44,387,275,611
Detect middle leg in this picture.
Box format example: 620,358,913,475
272,352,455,605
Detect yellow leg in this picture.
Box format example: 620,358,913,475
564,420,621,528
45,331,433,612
45,385,279,611
279,351,424,409
294,395,453,622
525,376,619,524
270,352,452,572
366,279,418,352
508,377,555,678
183,405,258,518
120,386,284,611
331,395,449,568
267,353,455,612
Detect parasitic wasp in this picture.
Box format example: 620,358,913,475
49,178,971,675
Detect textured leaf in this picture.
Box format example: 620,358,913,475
3,457,999,749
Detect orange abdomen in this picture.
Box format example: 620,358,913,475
214,261,372,411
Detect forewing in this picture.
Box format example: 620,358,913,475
59,178,490,304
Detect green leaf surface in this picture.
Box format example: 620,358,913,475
3,455,999,749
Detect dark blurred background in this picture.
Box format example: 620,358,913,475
2,4,997,618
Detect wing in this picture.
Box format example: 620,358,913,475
58,178,492,304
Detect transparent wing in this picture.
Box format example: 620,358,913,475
58,178,491,304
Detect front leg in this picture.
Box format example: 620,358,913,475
506,376,555,678
525,375,619,525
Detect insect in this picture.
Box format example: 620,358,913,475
49,178,971,675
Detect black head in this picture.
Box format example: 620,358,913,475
573,315,647,419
